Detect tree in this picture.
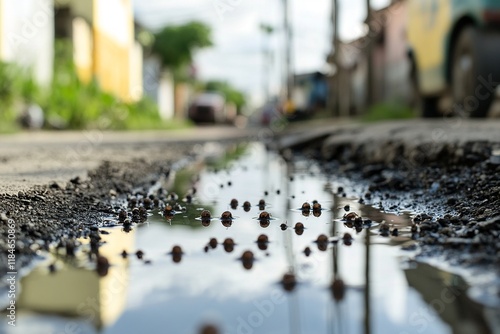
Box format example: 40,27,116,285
152,21,213,79
365,0,374,108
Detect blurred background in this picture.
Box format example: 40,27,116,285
1,0,499,132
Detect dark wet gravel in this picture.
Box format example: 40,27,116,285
2,126,499,286
286,137,500,269
0,146,194,278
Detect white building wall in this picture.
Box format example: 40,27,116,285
0,0,54,86
158,70,175,120
129,40,143,101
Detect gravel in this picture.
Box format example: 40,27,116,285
279,120,500,272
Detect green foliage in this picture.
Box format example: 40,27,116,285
122,98,193,130
203,80,247,111
41,41,126,129
361,102,416,122
152,21,212,76
1,40,193,132
38,41,118,129
136,29,155,49
0,61,41,132
167,168,214,228
206,143,248,170
259,23,274,35
0,62,19,132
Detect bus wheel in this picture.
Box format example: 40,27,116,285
421,96,440,118
452,26,500,118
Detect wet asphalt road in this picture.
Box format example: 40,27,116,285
1,118,500,334
1,119,499,196
0,125,256,195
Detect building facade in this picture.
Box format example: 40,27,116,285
55,0,142,102
0,0,54,86
331,0,412,115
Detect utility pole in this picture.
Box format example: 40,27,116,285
364,220,371,334
283,0,293,103
331,0,339,117
363,9,373,331
365,0,374,110
260,23,274,104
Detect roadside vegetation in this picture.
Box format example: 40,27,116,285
361,102,416,122
199,80,247,114
0,21,249,133
152,21,212,82
0,41,192,132
0,62,34,133
152,22,247,115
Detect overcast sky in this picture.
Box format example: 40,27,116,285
133,0,390,105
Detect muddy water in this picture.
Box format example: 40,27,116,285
2,143,494,334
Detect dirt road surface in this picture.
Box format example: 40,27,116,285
0,126,256,195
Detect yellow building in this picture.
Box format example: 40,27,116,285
55,0,142,102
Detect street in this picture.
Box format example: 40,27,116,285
3,0,500,332
0,119,500,334
0,125,255,195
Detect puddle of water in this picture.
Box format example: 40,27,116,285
2,143,496,334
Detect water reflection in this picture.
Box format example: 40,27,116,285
257,243,268,251
15,226,135,330
163,205,175,220
208,238,218,249
230,198,238,209
342,232,353,246
9,142,497,334
170,246,183,263
240,251,254,270
302,247,311,257
330,279,345,301
96,256,110,277
315,234,329,252
259,220,270,228
122,221,133,233
405,262,494,334
199,324,220,334
222,238,235,253
242,201,252,212
220,211,235,227
256,234,269,251
312,209,322,217
294,222,304,235
364,210,372,334
221,220,232,228
258,211,271,220
135,250,144,260
281,273,297,292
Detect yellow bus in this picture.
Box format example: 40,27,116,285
408,0,500,117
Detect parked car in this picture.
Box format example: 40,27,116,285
188,92,227,124
407,0,500,117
